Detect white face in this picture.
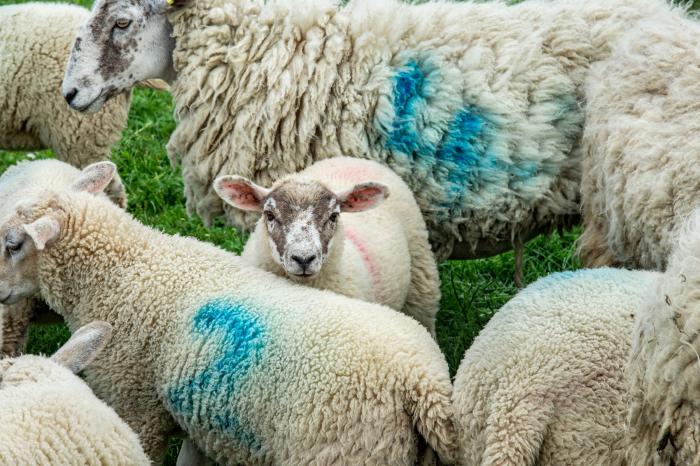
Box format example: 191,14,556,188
0,219,41,305
62,0,175,113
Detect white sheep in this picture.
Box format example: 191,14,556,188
626,212,700,465
452,267,661,465
0,159,122,356
0,161,456,465
0,2,160,207
62,0,684,262
0,321,150,465
214,157,441,336
578,8,700,269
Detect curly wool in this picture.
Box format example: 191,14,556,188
166,0,676,260
241,157,441,336
0,353,149,465
0,159,93,357
626,212,700,465
452,268,660,465
26,190,455,465
579,7,700,269
0,3,130,205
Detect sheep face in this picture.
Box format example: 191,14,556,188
0,321,112,386
0,162,116,305
215,175,389,281
63,0,175,113
0,218,46,306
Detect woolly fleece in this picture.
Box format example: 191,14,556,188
240,157,441,335
0,326,149,465
0,3,130,206
579,8,700,270
166,0,678,260
626,212,700,465
452,267,659,465
14,185,456,465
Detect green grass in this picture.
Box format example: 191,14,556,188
2,0,693,463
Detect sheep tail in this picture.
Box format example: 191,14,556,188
405,370,458,465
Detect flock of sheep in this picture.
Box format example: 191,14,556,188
2,0,700,464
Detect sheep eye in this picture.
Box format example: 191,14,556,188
328,212,339,223
5,239,23,256
265,211,275,222
115,19,132,29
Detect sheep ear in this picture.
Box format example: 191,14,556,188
213,175,269,212
337,182,389,213
23,216,60,251
72,162,117,194
51,321,112,374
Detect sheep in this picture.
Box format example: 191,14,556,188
0,159,126,356
0,320,150,465
62,0,686,263
214,157,441,336
0,2,152,208
0,161,456,465
626,212,700,465
452,267,662,465
577,11,700,270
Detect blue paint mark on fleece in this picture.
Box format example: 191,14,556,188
167,299,267,450
383,59,543,217
524,268,638,294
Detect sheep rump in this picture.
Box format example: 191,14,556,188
452,268,660,465
166,0,679,260
579,8,700,270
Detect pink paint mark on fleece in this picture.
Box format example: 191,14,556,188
328,162,380,184
344,226,386,304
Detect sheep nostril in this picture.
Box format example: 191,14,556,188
64,88,79,105
291,255,316,269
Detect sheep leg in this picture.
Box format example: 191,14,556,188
480,394,553,466
1,299,35,357
577,221,620,268
176,439,215,466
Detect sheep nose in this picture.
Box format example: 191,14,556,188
64,88,79,105
292,255,316,269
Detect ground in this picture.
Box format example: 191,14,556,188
1,0,694,464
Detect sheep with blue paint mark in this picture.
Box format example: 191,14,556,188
63,0,683,261
214,157,441,337
0,161,456,465
0,321,150,465
452,267,662,465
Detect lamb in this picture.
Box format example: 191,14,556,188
0,161,456,465
0,159,124,356
578,11,700,270
62,0,687,262
452,267,662,465
0,320,150,465
214,157,441,336
626,212,700,465
0,2,149,207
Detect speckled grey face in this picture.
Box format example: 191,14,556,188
62,0,175,113
262,182,340,280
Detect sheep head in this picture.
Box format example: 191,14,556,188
0,162,116,305
215,175,389,281
62,0,177,113
0,321,112,386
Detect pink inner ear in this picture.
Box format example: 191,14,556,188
342,186,385,212
222,181,261,210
